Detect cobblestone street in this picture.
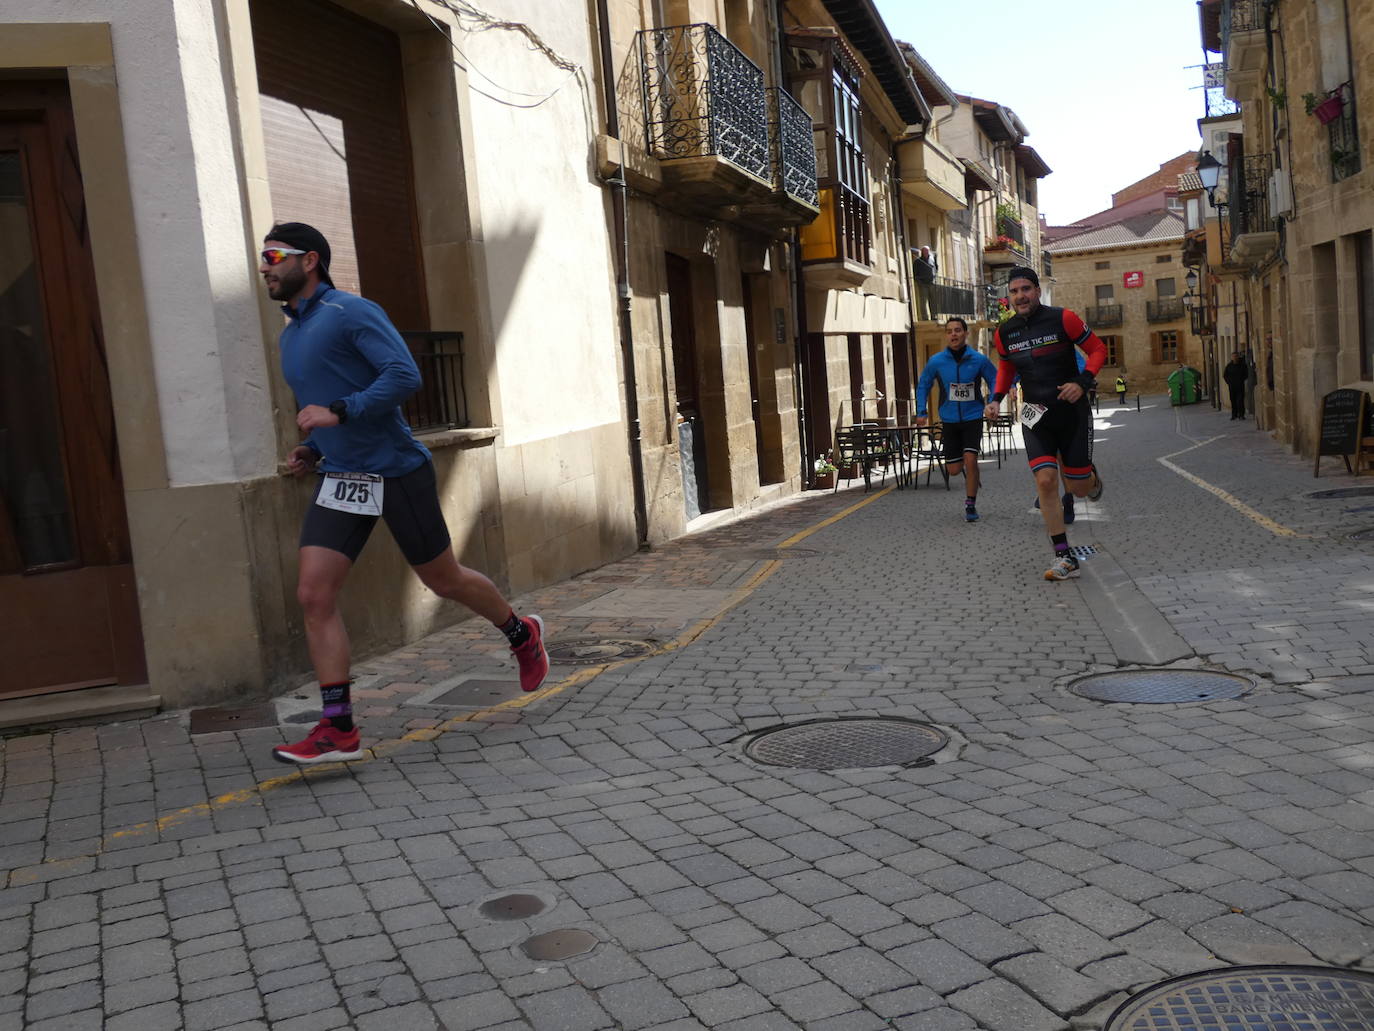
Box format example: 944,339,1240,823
3,397,1374,1031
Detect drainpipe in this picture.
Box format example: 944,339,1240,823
774,0,814,486
890,139,919,406
594,0,650,549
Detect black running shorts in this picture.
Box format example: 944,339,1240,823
940,419,983,463
1022,400,1094,481
300,459,452,565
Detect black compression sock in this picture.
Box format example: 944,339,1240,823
498,610,530,648
321,680,354,732
1051,532,1069,556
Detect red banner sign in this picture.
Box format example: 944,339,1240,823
1123,271,1144,288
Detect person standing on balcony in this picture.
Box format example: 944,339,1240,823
913,245,937,321
915,317,997,522
259,222,549,765
1223,351,1248,420
983,266,1106,582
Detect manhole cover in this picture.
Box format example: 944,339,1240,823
1071,669,1249,703
744,717,947,770
1350,527,1374,541
546,639,654,664
521,928,597,961
1104,965,1374,1030
189,704,278,735
480,894,550,921
1308,486,1374,500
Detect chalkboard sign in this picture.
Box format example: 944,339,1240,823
1314,388,1370,476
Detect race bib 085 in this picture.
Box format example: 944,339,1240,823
317,472,384,516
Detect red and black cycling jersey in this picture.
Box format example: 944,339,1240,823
992,304,1106,407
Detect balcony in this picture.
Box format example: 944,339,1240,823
897,135,967,211
917,276,982,321
1146,298,1186,323
639,24,774,211
1221,0,1266,97
1085,304,1122,328
1229,153,1280,264
984,217,1028,267
1328,87,1362,183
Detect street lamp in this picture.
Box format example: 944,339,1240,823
1185,267,1198,293
1196,150,1222,205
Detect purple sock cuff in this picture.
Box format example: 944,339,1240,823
322,702,352,719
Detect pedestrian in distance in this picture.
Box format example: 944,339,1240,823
913,245,937,322
1223,351,1248,420
1114,374,1127,405
915,317,996,522
260,222,550,765
983,266,1106,582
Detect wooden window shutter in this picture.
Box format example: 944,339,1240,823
251,0,428,332
1151,332,1161,364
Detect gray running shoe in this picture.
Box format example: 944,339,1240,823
1044,554,1080,581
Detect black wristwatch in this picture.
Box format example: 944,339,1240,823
328,400,348,424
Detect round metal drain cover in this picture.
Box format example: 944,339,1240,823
520,928,598,961
1072,669,1249,704
1350,527,1374,542
546,639,654,664
1308,486,1374,500
745,717,946,770
1104,965,1374,1030
479,894,549,921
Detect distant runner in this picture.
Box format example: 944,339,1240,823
915,317,997,522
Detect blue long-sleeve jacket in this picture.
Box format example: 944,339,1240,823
278,284,431,476
916,345,997,423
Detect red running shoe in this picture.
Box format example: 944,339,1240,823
271,718,365,765
513,615,549,692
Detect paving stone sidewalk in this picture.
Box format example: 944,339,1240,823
2,396,1373,1031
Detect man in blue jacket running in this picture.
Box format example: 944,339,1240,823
915,317,997,521
260,223,549,765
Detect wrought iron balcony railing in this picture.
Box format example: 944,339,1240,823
996,214,1026,248
400,332,468,432
921,276,981,319
1146,298,1186,323
1229,153,1277,238
639,24,770,184
1328,86,1361,182
1220,0,1266,54
767,87,819,209
1086,304,1122,327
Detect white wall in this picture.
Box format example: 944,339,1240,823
2,0,278,487
459,1,621,447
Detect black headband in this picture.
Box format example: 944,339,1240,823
1007,266,1039,287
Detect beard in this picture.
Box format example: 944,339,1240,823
265,263,308,301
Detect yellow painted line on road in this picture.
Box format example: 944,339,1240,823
1158,439,1309,538
15,485,895,881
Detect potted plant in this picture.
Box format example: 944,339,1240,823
1307,85,1346,125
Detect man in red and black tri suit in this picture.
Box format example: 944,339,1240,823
983,266,1107,582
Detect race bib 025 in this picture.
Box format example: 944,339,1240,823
316,472,384,516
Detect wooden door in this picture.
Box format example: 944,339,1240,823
0,81,146,698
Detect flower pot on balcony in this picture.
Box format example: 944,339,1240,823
1314,94,1345,125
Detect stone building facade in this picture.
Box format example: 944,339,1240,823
1199,0,1373,450
1048,217,1201,396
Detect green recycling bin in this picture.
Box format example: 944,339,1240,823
1168,366,1202,406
